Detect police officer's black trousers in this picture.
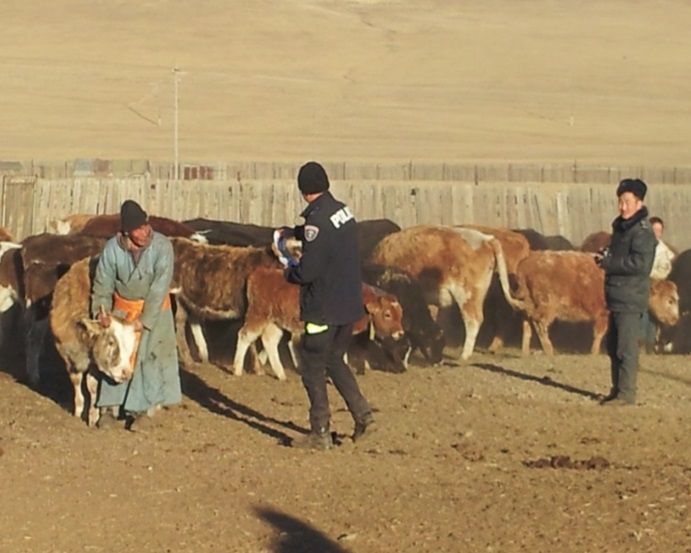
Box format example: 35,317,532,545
300,323,371,433
607,311,643,402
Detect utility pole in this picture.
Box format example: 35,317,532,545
172,66,182,180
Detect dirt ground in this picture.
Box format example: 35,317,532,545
1,327,690,553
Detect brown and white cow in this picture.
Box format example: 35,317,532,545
20,233,106,385
369,225,525,360
46,213,96,235
0,242,23,313
458,225,531,352
50,257,141,426
169,237,283,366
0,243,24,352
79,213,206,242
232,266,405,379
515,251,680,355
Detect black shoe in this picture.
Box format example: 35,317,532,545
352,413,376,443
599,390,618,405
292,429,333,451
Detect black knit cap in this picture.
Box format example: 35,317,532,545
616,178,647,200
297,161,330,194
120,199,148,233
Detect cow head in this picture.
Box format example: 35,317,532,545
649,279,680,327
79,317,140,383
365,294,405,342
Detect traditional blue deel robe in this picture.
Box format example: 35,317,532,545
91,231,181,413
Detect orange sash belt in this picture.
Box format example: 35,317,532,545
112,292,171,323
112,292,172,371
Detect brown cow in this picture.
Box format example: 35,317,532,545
79,213,205,241
169,238,282,366
515,251,680,355
581,231,611,253
50,257,141,426
0,227,14,242
369,225,525,360
649,279,680,327
233,267,405,379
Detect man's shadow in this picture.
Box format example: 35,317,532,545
470,362,601,400
255,506,352,553
180,367,308,445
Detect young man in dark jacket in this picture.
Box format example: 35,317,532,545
282,161,375,450
595,178,656,406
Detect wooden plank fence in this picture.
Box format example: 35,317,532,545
3,176,691,252
4,160,691,185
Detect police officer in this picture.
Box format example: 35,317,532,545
282,161,374,450
595,178,656,406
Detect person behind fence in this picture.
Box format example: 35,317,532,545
594,178,656,406
278,161,375,450
91,199,181,430
649,216,676,280
641,216,677,351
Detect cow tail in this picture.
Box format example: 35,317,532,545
490,238,527,311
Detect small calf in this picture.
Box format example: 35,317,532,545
233,267,405,380
50,257,140,426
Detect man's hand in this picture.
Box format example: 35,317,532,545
97,311,111,328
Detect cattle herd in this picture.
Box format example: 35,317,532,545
0,212,687,426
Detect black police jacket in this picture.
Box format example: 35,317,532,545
600,206,656,313
285,191,365,325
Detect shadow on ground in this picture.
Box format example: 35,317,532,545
255,506,352,553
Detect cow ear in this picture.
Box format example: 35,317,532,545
78,318,103,341
364,299,381,315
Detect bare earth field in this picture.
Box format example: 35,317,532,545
1,0,691,166
2,2,691,552
1,345,690,553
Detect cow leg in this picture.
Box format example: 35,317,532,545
521,319,533,356
25,308,49,387
85,372,100,427
233,324,262,377
174,302,195,366
256,347,268,370
488,335,505,354
457,296,484,360
260,324,287,381
534,320,555,356
69,371,85,419
288,335,301,370
591,314,609,355
188,319,209,363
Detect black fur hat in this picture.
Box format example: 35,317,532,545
616,178,647,200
